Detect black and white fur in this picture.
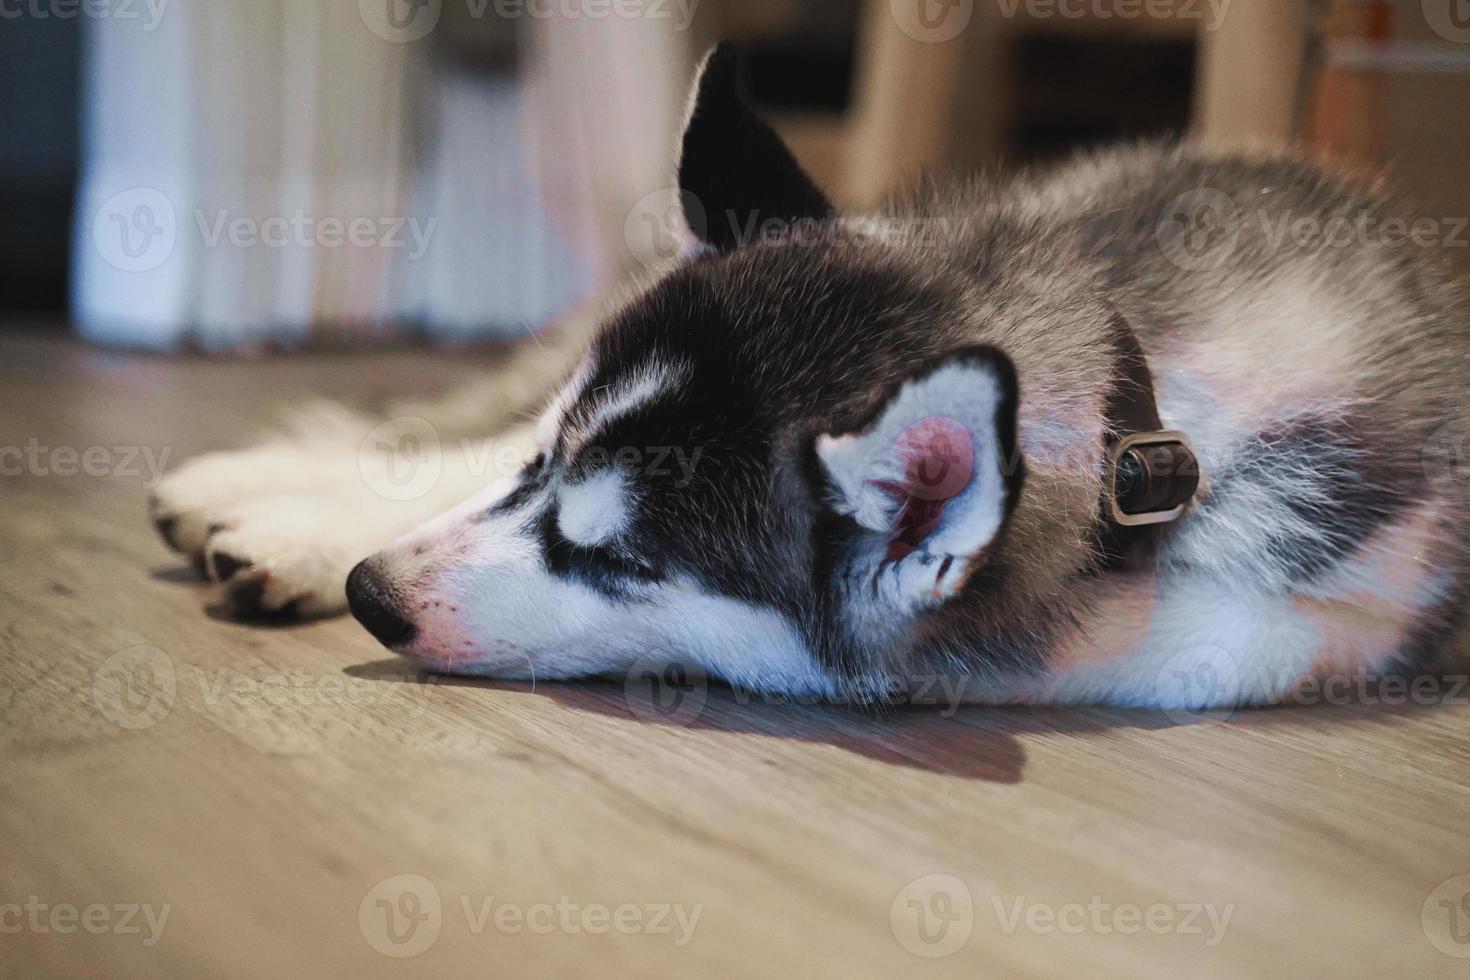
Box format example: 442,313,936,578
152,45,1470,709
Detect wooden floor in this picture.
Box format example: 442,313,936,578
4,330,1470,979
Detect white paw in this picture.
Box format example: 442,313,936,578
201,490,384,619
149,446,339,558
151,404,518,621
152,445,433,619
150,446,370,617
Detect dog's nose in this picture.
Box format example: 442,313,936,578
346,558,417,649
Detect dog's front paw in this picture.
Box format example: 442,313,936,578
200,494,367,620
150,409,497,622
151,446,385,620
149,446,332,562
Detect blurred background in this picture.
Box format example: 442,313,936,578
2,0,1468,352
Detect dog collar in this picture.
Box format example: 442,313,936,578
1100,314,1203,537
1107,431,1201,526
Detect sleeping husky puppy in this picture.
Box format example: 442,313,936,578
151,44,1469,709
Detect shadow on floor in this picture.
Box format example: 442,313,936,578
338,657,1454,784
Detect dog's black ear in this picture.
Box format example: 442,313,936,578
678,42,834,252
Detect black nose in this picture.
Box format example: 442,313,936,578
346,559,417,649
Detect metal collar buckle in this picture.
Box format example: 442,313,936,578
1107,431,1204,527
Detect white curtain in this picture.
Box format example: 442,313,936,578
72,0,690,351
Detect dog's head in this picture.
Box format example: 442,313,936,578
349,45,1024,698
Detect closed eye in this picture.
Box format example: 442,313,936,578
536,507,661,594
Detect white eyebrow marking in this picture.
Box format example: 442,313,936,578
564,357,690,459
558,468,632,546
587,359,687,431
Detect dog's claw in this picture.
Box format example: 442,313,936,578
153,514,182,552
226,576,267,615
211,551,247,582
221,573,307,623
